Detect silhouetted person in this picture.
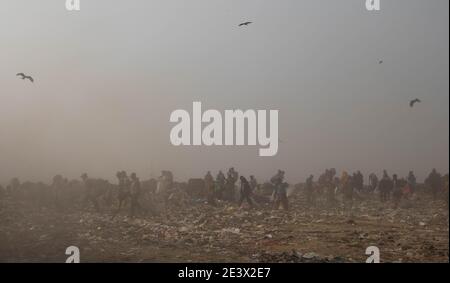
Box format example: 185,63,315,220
238,176,254,208
216,170,226,199
341,171,353,210
369,173,378,193
271,170,285,187
353,171,364,192
273,182,289,211
116,171,131,212
160,170,174,190
129,173,142,217
379,171,393,202
392,174,403,208
270,170,285,199
204,171,216,206
305,175,315,205
407,171,417,195
249,175,258,192
426,169,442,200
270,169,288,210
226,167,238,201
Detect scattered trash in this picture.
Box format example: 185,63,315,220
0,188,448,262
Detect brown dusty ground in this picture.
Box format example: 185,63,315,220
0,192,448,263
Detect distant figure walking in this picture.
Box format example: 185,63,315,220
341,171,353,211
129,173,142,217
392,174,407,208
305,175,315,205
273,182,289,211
216,170,226,199
378,170,393,202
368,173,378,193
426,168,442,200
225,167,239,202
407,171,417,195
238,176,254,208
204,171,216,206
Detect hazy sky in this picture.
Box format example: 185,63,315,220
0,0,448,184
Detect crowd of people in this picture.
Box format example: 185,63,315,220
0,167,448,218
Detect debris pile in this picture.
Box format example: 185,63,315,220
255,250,349,263
0,192,448,262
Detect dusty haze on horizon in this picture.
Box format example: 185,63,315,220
0,0,448,184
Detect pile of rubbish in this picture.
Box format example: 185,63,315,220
0,191,448,262
254,250,349,263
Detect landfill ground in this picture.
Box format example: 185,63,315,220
0,191,448,263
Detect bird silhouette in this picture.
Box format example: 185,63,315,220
238,21,252,27
16,73,34,83
409,98,421,108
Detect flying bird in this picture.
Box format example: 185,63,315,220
409,98,421,108
16,73,34,83
239,21,252,27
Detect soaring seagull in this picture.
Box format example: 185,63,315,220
16,73,34,83
238,21,252,27
410,98,421,108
